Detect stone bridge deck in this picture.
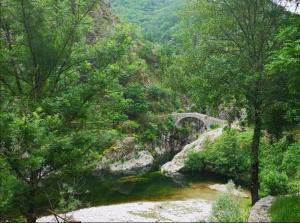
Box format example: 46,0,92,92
171,112,226,128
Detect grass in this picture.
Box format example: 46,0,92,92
270,195,300,222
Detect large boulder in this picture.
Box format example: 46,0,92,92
161,128,223,174
96,137,155,176
110,151,154,175
248,196,274,222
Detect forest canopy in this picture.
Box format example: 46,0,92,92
1,0,300,222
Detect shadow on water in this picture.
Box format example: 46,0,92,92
79,171,244,207
32,171,249,218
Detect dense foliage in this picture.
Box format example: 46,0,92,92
210,181,250,222
1,0,300,222
111,0,186,46
0,0,179,221
174,0,300,204
186,130,300,197
186,130,251,180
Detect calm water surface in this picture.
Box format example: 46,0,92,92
79,171,249,207
28,171,250,219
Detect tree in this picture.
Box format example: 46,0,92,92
0,0,101,222
0,0,168,219
111,0,186,46
124,85,148,119
264,16,300,141
181,0,291,204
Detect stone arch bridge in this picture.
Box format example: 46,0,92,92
171,112,226,129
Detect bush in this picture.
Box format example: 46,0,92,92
185,151,205,171
185,129,299,197
260,140,288,173
124,85,148,119
185,130,250,180
143,122,159,142
260,170,289,197
138,115,176,144
287,170,300,194
282,141,300,177
118,120,140,134
210,181,249,222
260,140,300,195
145,85,179,113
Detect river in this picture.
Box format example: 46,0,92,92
38,172,250,222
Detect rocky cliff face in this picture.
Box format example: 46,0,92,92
94,131,189,176
95,126,219,176
95,114,220,176
95,137,150,175
161,128,223,174
87,0,118,44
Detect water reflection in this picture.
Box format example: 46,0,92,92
80,171,248,207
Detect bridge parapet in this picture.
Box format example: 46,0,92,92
171,112,226,129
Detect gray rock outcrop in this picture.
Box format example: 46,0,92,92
208,184,249,198
109,151,154,175
96,137,155,175
38,199,213,222
248,196,274,222
161,128,223,174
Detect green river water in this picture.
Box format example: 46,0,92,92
17,171,249,220
78,171,250,207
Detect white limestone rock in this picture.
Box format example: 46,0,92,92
161,128,223,174
248,196,274,222
208,184,249,198
38,199,213,222
109,151,154,175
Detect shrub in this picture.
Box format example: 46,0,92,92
287,170,300,194
210,181,249,222
185,151,205,171
260,140,299,195
143,122,159,142
260,140,288,173
185,130,250,180
124,85,148,119
260,170,289,197
185,129,299,197
282,141,300,177
118,120,140,134
97,130,121,152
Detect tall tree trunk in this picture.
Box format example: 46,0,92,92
251,108,262,205
26,213,37,223
26,187,37,223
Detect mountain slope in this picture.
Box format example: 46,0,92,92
111,0,186,44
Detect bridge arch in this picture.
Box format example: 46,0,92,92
175,116,207,133
172,112,226,130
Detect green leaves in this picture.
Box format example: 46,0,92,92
186,130,251,180
111,0,185,46
211,181,248,222
282,142,300,177
124,85,148,119
0,0,97,99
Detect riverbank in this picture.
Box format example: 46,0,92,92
38,199,212,222
36,172,250,222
